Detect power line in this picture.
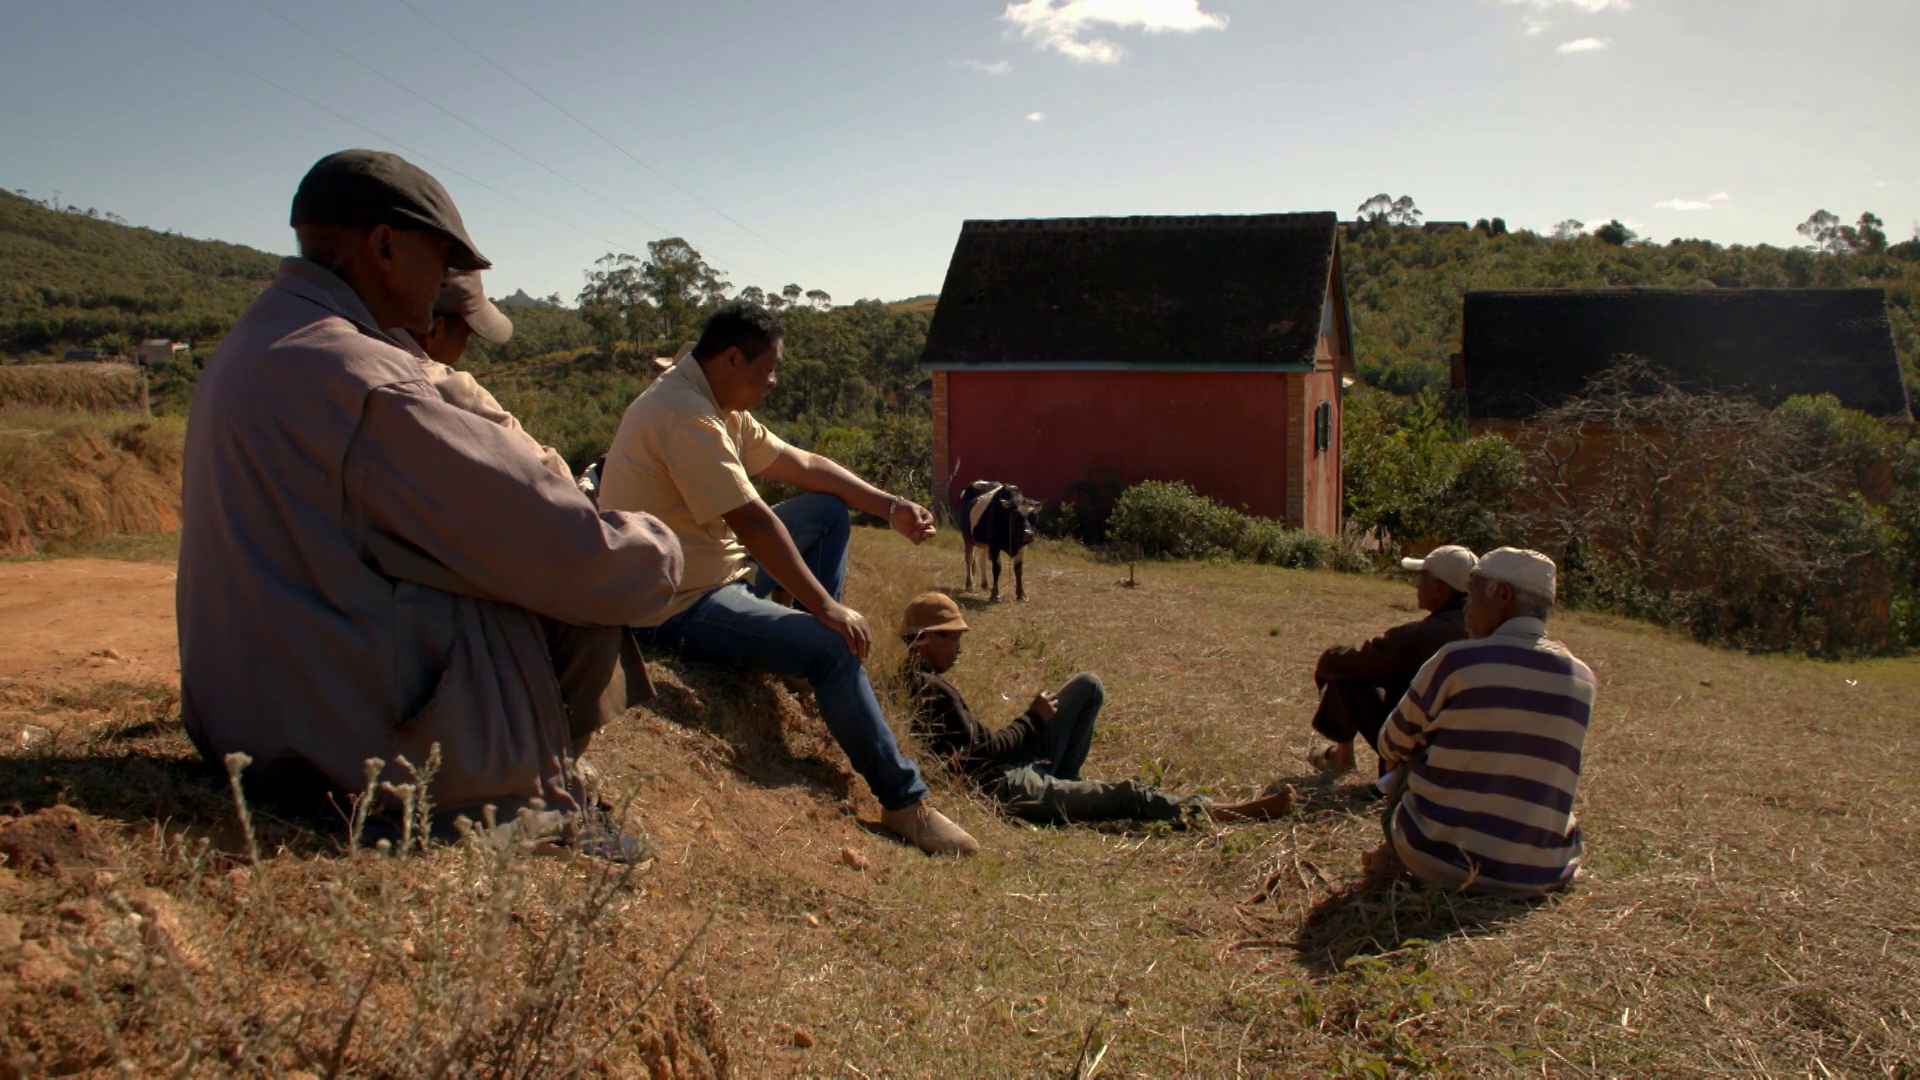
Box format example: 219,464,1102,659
245,0,680,244
98,0,648,277
391,0,853,294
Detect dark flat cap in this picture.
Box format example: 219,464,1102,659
291,149,490,271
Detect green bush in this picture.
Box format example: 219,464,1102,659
1106,480,1240,558
1343,386,1524,555
1106,480,1331,569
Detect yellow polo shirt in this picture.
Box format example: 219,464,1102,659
597,356,788,626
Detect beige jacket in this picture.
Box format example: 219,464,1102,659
393,328,573,482
178,259,682,817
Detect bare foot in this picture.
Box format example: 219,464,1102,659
1306,740,1356,777
1360,840,1402,879
1209,783,1296,822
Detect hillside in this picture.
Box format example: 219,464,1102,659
1,533,1914,1073
0,190,280,357
7,189,1913,407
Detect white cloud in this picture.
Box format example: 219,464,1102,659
1002,0,1227,65
1505,0,1629,11
1505,0,1626,39
952,58,1012,75
1875,179,1888,188
1655,192,1730,211
1557,36,1611,52
1026,111,1048,122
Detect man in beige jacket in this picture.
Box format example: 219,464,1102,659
393,271,573,483
177,149,682,858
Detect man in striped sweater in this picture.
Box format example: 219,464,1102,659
1372,548,1596,897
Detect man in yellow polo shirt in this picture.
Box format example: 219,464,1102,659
598,302,978,856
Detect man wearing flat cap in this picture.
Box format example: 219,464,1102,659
177,149,683,857
1371,548,1598,896
1303,544,1476,786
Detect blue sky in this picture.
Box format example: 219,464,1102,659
5,0,1917,303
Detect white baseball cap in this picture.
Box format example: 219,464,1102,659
1473,547,1558,602
1399,544,1478,592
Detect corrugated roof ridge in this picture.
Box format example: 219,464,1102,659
959,211,1336,232
1465,286,1884,297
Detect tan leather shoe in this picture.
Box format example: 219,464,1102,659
880,801,980,856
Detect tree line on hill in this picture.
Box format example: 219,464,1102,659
7,186,1919,650
0,189,280,357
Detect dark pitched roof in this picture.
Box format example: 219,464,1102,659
920,212,1339,370
1463,288,1913,422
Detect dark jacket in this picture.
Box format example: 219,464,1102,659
903,664,1042,781
1315,596,1469,701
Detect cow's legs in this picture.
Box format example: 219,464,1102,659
989,549,1002,602
963,539,975,591
1014,550,1027,602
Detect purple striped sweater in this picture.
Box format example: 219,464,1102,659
1377,616,1596,896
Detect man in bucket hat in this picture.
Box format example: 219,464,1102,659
177,150,683,858
1368,548,1598,896
898,593,1296,825
1304,545,1477,787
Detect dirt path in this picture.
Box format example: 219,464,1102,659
0,559,178,686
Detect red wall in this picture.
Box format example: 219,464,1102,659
1299,368,1342,535
944,370,1294,521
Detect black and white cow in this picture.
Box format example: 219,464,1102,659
959,480,1040,602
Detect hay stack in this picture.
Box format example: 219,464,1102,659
0,362,149,414
0,421,182,556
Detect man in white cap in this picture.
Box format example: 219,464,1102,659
391,271,572,482
1305,545,1477,785
417,270,515,366
1371,547,1597,896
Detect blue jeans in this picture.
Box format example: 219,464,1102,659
1020,672,1104,779
994,674,1208,823
638,495,928,811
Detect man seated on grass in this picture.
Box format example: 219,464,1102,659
597,303,978,857
898,593,1296,825
1368,548,1597,896
1306,545,1475,789
393,270,573,484
179,151,682,860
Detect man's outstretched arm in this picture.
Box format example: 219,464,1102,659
722,499,871,660
758,445,936,544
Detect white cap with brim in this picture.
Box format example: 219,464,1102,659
1473,547,1558,602
1399,544,1478,592
434,271,514,345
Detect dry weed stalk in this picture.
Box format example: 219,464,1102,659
26,748,728,1077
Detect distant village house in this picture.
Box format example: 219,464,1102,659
136,339,190,367
1456,288,1914,430
920,212,1352,534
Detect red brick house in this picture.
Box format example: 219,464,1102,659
920,212,1352,533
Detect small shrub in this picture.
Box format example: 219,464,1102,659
1232,515,1332,569
1106,480,1331,569
1035,499,1081,540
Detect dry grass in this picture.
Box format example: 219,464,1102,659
0,363,148,415
1,531,1915,1076
0,410,184,557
